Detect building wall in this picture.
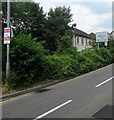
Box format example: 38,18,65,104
112,31,114,40
73,35,92,51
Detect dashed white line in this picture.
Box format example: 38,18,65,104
95,76,114,88
33,100,72,120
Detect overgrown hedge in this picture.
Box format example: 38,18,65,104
3,33,48,89
2,34,113,89
41,54,79,79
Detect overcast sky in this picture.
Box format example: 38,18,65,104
34,0,113,34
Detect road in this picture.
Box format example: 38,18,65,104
2,64,113,119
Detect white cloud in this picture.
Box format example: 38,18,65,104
71,4,112,33
95,27,112,32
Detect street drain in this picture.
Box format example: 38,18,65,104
35,88,51,93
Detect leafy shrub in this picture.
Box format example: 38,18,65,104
76,53,96,74
9,33,48,88
41,54,78,79
95,48,112,65
109,47,114,63
82,49,105,68
108,40,114,63
57,35,73,53
2,71,6,85
4,32,112,89
6,72,20,89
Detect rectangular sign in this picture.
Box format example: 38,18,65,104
96,32,108,42
4,27,10,44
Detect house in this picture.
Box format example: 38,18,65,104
73,28,94,51
89,32,96,39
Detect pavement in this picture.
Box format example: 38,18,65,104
1,64,113,119
1,77,73,100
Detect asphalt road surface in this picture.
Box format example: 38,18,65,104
2,64,113,119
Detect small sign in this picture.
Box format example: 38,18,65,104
96,32,108,43
4,28,10,44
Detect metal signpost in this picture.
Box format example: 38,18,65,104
5,0,10,77
96,32,108,49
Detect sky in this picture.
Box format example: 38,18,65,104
34,0,113,34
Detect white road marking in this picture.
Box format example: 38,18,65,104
33,100,72,120
95,76,114,88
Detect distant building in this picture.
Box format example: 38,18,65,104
73,28,94,51
89,32,96,39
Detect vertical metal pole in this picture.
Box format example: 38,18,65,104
6,0,10,77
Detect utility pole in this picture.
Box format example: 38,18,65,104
6,0,10,77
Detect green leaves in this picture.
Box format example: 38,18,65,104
57,35,72,53
5,34,112,89
2,2,73,53
45,6,73,52
41,54,76,79
9,33,48,88
2,2,46,40
2,2,113,90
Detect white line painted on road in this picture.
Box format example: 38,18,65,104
95,76,114,88
33,100,72,120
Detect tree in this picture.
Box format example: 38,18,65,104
2,2,47,74
9,33,48,88
57,30,73,53
2,2,46,40
89,38,97,47
44,6,73,53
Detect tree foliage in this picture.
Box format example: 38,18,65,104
2,2,46,40
2,1,113,90
2,3,73,52
8,33,48,88
44,6,73,53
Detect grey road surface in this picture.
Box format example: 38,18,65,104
2,64,113,119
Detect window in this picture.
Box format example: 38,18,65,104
88,39,90,45
86,39,88,45
75,37,76,46
77,36,79,44
81,37,83,44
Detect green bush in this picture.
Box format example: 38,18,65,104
57,35,73,53
82,49,105,68
109,47,114,63
9,33,48,88
6,72,20,89
95,48,112,65
41,54,78,79
3,32,112,89
76,53,96,74
2,71,6,85
108,40,114,63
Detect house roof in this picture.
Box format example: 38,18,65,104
89,32,96,38
73,28,91,38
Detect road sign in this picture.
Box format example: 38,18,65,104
96,32,108,43
4,27,10,44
